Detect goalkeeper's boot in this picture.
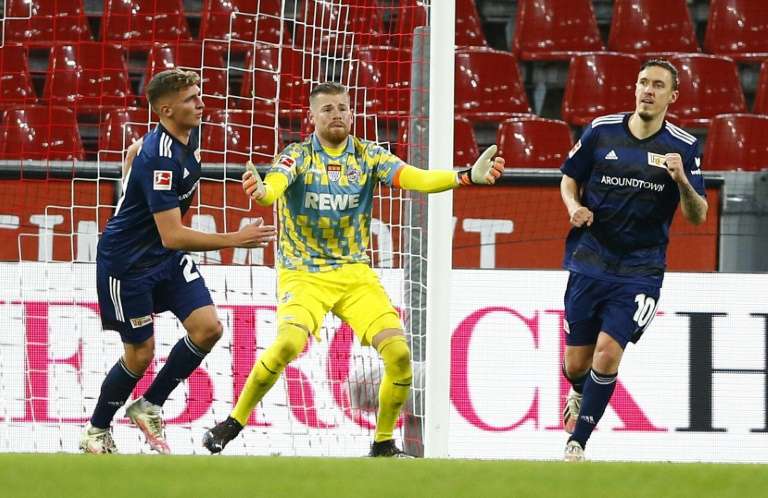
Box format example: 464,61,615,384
125,397,170,455
80,424,118,454
368,439,414,458
563,389,583,434
564,440,585,462
203,416,244,454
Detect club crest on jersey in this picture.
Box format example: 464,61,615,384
153,170,173,190
327,162,342,182
647,152,667,168
277,154,295,172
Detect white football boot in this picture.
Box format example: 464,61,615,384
80,424,118,454
563,389,583,434
125,397,170,455
564,440,585,462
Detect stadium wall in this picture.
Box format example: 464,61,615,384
0,263,766,462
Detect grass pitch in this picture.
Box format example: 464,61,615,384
1,454,765,498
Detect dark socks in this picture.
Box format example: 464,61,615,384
143,335,207,406
90,357,141,429
569,369,617,448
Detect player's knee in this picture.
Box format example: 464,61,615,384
273,322,309,366
592,348,621,373
376,334,412,382
124,348,154,375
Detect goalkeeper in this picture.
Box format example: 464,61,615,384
203,82,504,457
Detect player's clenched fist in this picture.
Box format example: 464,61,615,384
664,153,687,185
569,206,594,228
235,217,276,247
459,145,505,185
242,161,266,200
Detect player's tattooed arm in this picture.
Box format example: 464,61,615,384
665,153,707,225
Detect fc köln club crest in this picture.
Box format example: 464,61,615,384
327,163,342,182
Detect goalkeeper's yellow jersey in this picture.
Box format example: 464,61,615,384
269,133,405,272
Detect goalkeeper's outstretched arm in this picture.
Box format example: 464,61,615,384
242,161,289,206
394,145,505,193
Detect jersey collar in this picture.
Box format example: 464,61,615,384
622,113,668,144
310,133,354,156
156,122,197,151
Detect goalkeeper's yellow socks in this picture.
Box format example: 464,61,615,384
374,335,413,443
231,323,308,426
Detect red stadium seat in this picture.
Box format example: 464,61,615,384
397,117,478,167
0,105,85,160
201,109,282,164
354,46,412,118
97,108,150,162
392,0,486,49
608,0,699,57
511,0,604,60
391,1,428,51
455,47,531,122
3,0,93,46
241,45,311,118
102,0,192,48
0,44,37,108
667,54,747,128
293,0,386,52
144,42,228,109
43,43,135,114
497,116,572,168
199,0,286,47
561,53,640,126
704,0,768,63
703,114,768,171
455,0,488,47
754,61,768,115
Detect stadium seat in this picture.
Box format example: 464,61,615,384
0,44,37,108
3,0,93,46
201,109,282,164
354,46,412,118
0,105,85,160
607,0,699,57
241,45,312,118
97,108,150,162
293,0,387,52
454,47,531,122
754,61,768,115
667,54,747,128
43,43,135,114
703,114,768,171
455,0,488,47
391,0,428,50
704,0,768,63
496,116,572,168
511,0,604,60
144,42,228,109
561,53,640,126
102,0,192,48
397,117,478,167
199,0,286,47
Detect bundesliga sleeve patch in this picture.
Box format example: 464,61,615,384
153,170,173,190
276,154,295,171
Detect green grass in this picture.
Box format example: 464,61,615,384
1,454,766,498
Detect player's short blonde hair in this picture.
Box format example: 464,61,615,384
309,82,348,104
145,69,200,109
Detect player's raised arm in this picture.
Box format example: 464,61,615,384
153,208,275,251
392,145,505,192
242,160,290,206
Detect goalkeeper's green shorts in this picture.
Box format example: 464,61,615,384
276,263,402,346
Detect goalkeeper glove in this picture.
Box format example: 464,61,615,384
243,160,266,200
458,145,504,185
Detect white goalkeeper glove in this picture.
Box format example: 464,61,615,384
243,160,266,200
458,145,505,185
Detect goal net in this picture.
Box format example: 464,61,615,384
0,0,431,456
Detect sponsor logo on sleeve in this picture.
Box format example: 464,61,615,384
130,315,153,329
153,170,173,190
568,139,582,158
647,152,667,168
